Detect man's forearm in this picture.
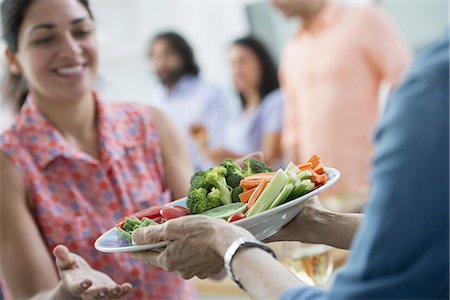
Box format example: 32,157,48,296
230,248,302,300
303,208,363,250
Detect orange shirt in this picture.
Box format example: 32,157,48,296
280,2,411,198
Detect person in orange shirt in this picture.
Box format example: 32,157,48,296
272,0,411,208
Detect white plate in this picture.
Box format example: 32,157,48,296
95,168,340,253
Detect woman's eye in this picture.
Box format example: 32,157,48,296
33,37,55,45
73,29,91,38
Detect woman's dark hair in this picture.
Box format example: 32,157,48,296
151,32,200,76
232,36,279,109
1,0,93,112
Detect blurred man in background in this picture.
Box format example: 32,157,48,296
149,32,232,170
273,0,411,211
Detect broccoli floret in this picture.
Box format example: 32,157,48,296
207,187,225,207
187,187,208,214
231,186,244,203
190,170,208,190
219,159,245,188
187,187,224,214
226,172,244,188
204,166,232,205
243,158,273,176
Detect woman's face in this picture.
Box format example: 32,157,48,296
8,0,98,103
229,45,262,94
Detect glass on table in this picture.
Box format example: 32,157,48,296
271,242,334,287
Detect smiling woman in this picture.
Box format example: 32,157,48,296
2,0,95,112
0,0,196,299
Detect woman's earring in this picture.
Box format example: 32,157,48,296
9,64,21,75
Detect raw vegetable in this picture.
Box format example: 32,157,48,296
285,162,300,175
246,169,289,217
231,186,244,203
187,166,232,214
115,205,164,229
238,187,255,203
239,178,271,190
247,180,268,209
243,158,273,176
297,162,313,170
201,202,247,219
115,215,158,242
269,183,295,209
160,206,189,220
287,179,315,201
219,159,245,188
228,212,246,223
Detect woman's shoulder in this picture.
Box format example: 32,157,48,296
261,89,283,109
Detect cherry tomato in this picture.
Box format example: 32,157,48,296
116,205,164,228
227,212,246,223
160,206,190,220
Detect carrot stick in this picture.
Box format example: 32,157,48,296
297,162,313,171
307,154,321,169
239,187,256,203
318,173,328,184
240,180,261,190
247,181,267,209
311,169,327,185
244,172,275,180
314,163,326,175
240,178,271,190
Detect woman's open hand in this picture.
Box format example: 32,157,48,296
53,245,132,299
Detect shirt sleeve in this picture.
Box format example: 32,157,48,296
261,91,283,133
361,4,411,86
279,47,301,163
327,32,449,299
277,30,449,300
202,86,233,148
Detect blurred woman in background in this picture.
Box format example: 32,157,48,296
0,0,197,299
192,37,283,168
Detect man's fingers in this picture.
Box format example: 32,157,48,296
131,250,162,267
53,244,75,271
132,223,168,245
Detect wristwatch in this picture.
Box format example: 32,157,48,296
224,237,277,290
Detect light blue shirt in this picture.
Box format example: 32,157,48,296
280,29,449,300
151,75,232,170
222,89,283,161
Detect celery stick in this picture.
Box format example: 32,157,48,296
298,170,312,180
201,202,247,220
123,222,134,232
287,179,315,201
246,169,289,217
125,216,142,226
285,162,300,175
116,227,132,242
269,183,295,209
141,218,157,227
